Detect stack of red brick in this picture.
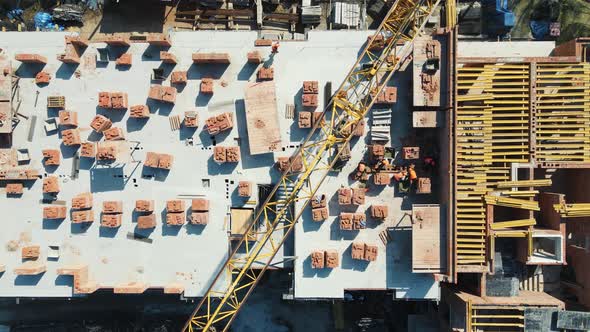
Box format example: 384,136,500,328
102,201,123,227
43,176,60,195
43,205,67,220
184,111,198,128
372,87,397,104
147,33,172,47
298,111,323,129
80,142,96,158
171,71,187,85
339,212,367,230
15,54,47,64
116,53,132,66
71,192,94,223
338,187,365,205
16,245,46,275
200,78,214,94
416,177,431,194
166,200,185,226
351,242,378,262
160,51,177,64
136,200,156,229
35,71,51,85
145,152,174,170
247,51,262,64
22,245,40,259
192,53,231,64
0,169,39,180
257,67,274,81
205,113,233,135
98,92,128,109
42,149,60,166
104,127,125,141
191,198,209,225
59,110,78,127
57,36,88,64
148,85,177,104
370,205,388,220
254,39,273,46
301,80,318,108
311,250,339,269
213,146,240,163
341,119,365,137
276,156,303,173
90,115,112,133
402,146,420,160
130,105,150,118
238,181,252,197
373,173,391,186
97,145,117,161
62,129,81,146
6,183,23,196
310,194,328,222
104,36,129,46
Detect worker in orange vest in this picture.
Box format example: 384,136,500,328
408,164,418,184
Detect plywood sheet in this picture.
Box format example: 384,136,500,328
243,81,281,155
0,149,17,170
413,111,443,128
231,208,254,236
413,37,441,107
412,204,441,273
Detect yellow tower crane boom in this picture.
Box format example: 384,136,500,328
183,0,441,331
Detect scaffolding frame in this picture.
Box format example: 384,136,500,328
454,61,590,272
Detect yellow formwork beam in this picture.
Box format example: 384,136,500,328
490,218,536,230
457,94,494,102
496,179,552,188
500,190,539,197
471,323,525,328
493,230,528,238
537,118,590,123
484,195,540,211
554,203,590,217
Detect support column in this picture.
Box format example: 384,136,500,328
529,62,537,166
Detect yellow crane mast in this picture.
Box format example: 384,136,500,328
183,0,441,331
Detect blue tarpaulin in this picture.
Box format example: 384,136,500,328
33,12,63,31
530,20,550,40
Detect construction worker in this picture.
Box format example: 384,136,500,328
393,167,410,193
352,161,371,183
392,167,407,182
408,164,418,184
271,41,280,54
376,158,390,170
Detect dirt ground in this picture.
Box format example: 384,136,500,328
78,0,166,40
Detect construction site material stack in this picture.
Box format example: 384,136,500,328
183,0,442,330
